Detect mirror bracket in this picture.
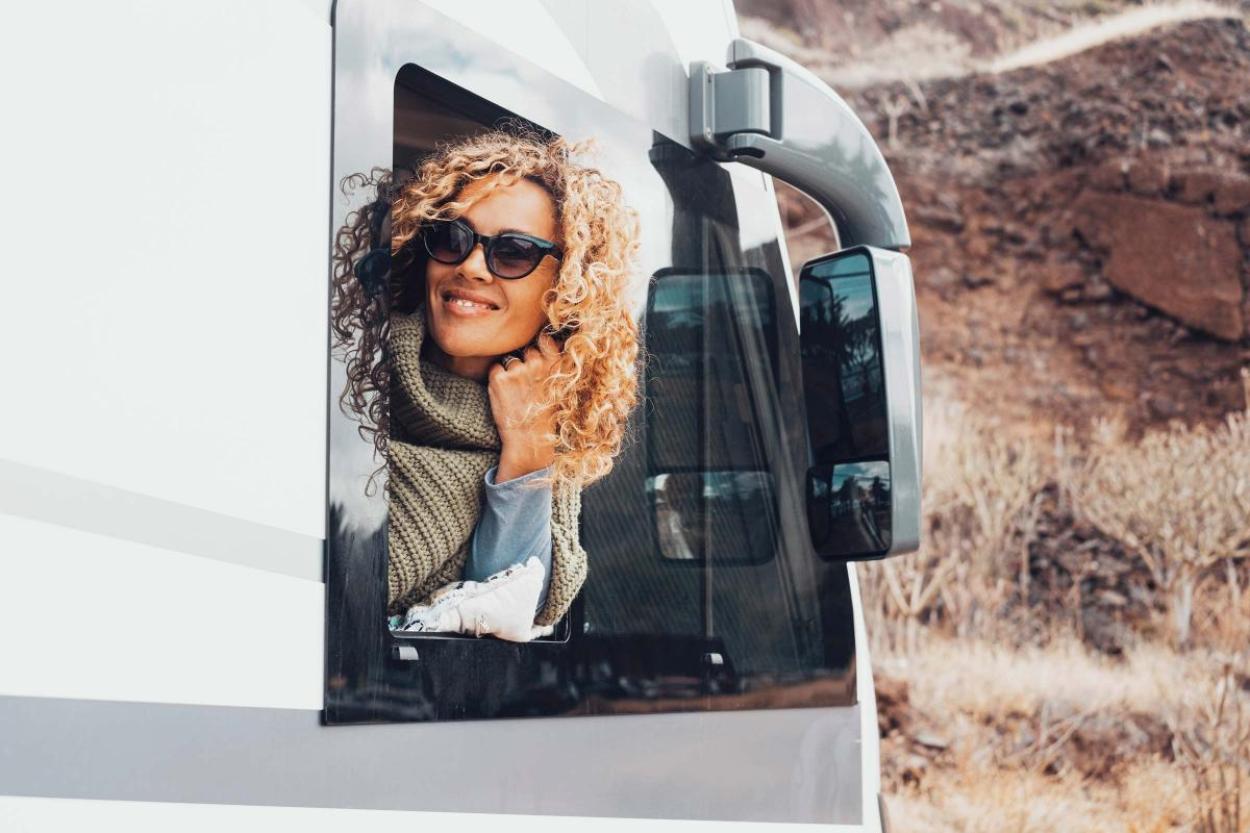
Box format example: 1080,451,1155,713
689,38,911,251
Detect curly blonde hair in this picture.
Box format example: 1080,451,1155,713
331,123,643,488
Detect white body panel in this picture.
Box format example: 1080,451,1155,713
0,1,883,829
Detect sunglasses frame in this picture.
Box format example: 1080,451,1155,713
420,217,563,280
353,248,392,295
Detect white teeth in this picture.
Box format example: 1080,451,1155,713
448,297,491,309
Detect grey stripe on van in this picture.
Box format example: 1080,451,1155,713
0,695,862,824
0,459,323,582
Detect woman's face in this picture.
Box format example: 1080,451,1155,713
423,174,559,380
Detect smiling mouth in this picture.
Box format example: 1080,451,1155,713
441,289,499,311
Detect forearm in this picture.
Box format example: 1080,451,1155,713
465,464,554,610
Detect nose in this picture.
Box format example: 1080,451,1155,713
456,240,494,283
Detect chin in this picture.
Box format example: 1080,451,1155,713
427,315,502,359
430,323,490,358
425,305,539,359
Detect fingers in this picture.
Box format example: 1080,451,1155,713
524,334,561,369
536,331,561,359
493,352,526,379
493,331,561,371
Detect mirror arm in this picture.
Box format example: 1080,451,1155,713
689,38,911,251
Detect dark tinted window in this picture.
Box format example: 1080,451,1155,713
580,144,854,701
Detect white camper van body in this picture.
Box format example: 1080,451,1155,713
0,1,894,829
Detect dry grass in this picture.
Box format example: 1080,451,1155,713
878,636,1247,832
879,637,1204,718
860,395,1049,653
865,369,1250,831
1174,662,1250,833
863,369,1250,653
888,767,1140,833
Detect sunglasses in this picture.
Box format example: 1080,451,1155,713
353,203,397,298
421,218,563,280
353,248,391,297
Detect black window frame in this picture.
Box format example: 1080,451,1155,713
323,21,856,727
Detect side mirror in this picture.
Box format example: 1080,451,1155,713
799,246,922,560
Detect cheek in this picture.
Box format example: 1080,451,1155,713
423,262,447,297
502,281,551,328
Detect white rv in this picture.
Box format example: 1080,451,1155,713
0,1,921,830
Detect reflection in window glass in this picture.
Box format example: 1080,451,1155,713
580,145,855,698
808,460,892,557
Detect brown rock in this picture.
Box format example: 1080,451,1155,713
913,732,950,751
1173,169,1224,205
875,675,911,737
1072,192,1244,340
927,266,959,292
1126,158,1169,196
1214,175,1250,215
1084,278,1114,300
1147,394,1182,419
1100,381,1135,401
1088,159,1128,192
1067,712,1174,780
1034,258,1086,293
1244,260,1250,342
914,204,965,234
965,234,991,260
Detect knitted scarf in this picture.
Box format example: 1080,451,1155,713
385,308,586,627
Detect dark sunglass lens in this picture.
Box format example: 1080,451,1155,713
424,221,470,263
490,235,543,278
355,250,391,294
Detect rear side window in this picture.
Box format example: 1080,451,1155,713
324,59,855,725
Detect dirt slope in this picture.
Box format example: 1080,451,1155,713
777,16,1250,443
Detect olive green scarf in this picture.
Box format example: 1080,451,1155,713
385,308,586,627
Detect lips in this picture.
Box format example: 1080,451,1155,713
440,286,500,311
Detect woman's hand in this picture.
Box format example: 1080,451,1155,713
488,332,561,482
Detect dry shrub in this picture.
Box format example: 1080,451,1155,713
1172,661,1250,833
863,377,1250,829
863,371,1250,656
861,396,1046,653
1193,568,1250,655
1061,377,1250,650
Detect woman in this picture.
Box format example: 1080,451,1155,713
330,125,642,641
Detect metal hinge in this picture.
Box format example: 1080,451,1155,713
689,62,772,152
688,37,911,251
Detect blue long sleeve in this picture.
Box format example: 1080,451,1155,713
465,464,554,612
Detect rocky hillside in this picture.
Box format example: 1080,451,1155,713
773,14,1250,441
736,0,1203,85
